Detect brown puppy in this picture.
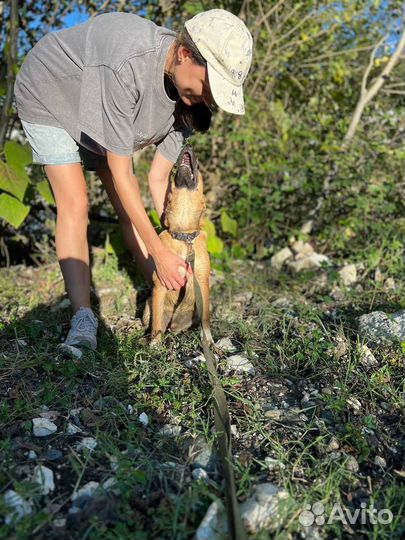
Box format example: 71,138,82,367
143,146,213,344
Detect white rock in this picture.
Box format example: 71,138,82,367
300,220,313,234
215,337,237,353
52,518,66,528
359,344,378,368
109,455,119,472
264,457,286,470
338,264,357,286
69,408,81,417
374,455,387,468
195,500,228,540
225,354,255,376
347,397,362,414
66,422,82,435
32,418,58,437
183,353,206,368
33,465,55,495
76,437,97,452
4,490,33,524
345,455,359,473
270,247,293,270
240,482,289,533
158,424,182,437
326,437,340,452
288,253,330,272
230,424,238,437
127,404,134,414
71,481,99,503
192,467,209,481
374,267,383,282
291,241,315,259
102,477,121,495
138,412,149,426
383,277,396,291
28,450,37,460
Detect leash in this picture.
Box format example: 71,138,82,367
185,245,248,540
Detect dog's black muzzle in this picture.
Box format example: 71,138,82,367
174,145,198,190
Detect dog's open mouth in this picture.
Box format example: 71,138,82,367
175,146,198,190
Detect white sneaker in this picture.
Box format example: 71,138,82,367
63,307,98,350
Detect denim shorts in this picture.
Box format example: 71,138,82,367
20,120,108,171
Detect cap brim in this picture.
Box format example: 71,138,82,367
207,63,245,115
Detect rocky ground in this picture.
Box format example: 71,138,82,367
0,242,404,539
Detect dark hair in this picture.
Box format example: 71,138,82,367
172,28,212,133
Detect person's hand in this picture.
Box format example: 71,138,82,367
153,245,193,290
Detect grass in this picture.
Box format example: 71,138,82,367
0,245,404,539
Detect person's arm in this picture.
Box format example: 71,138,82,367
106,151,188,290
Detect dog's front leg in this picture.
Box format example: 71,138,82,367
151,284,167,344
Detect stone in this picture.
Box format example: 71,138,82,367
28,450,37,460
358,309,405,345
33,465,55,495
288,253,330,272
71,481,99,505
347,397,362,414
138,412,149,426
192,467,209,481
326,437,340,453
338,264,357,286
270,247,293,270
32,418,58,437
291,241,314,258
374,455,387,468
345,455,359,473
383,277,396,291
66,422,82,435
190,436,216,472
225,354,255,376
215,337,237,353
183,354,206,368
4,490,33,524
195,500,228,540
264,408,283,420
43,449,63,461
240,482,289,533
76,437,97,452
264,457,286,470
358,344,378,368
158,424,182,437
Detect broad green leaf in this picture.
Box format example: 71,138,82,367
5,141,32,169
220,211,237,237
0,192,30,228
36,180,55,205
0,159,29,201
4,141,31,195
149,209,161,228
203,218,224,255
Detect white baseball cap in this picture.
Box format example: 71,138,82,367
185,9,253,115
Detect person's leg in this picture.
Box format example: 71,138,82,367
96,165,155,284
44,163,91,312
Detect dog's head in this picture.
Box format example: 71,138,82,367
165,145,205,232
174,145,199,190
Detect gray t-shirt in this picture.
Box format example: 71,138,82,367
14,12,189,162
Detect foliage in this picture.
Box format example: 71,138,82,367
0,0,404,269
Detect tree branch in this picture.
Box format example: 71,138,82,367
344,26,405,142
0,0,18,153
